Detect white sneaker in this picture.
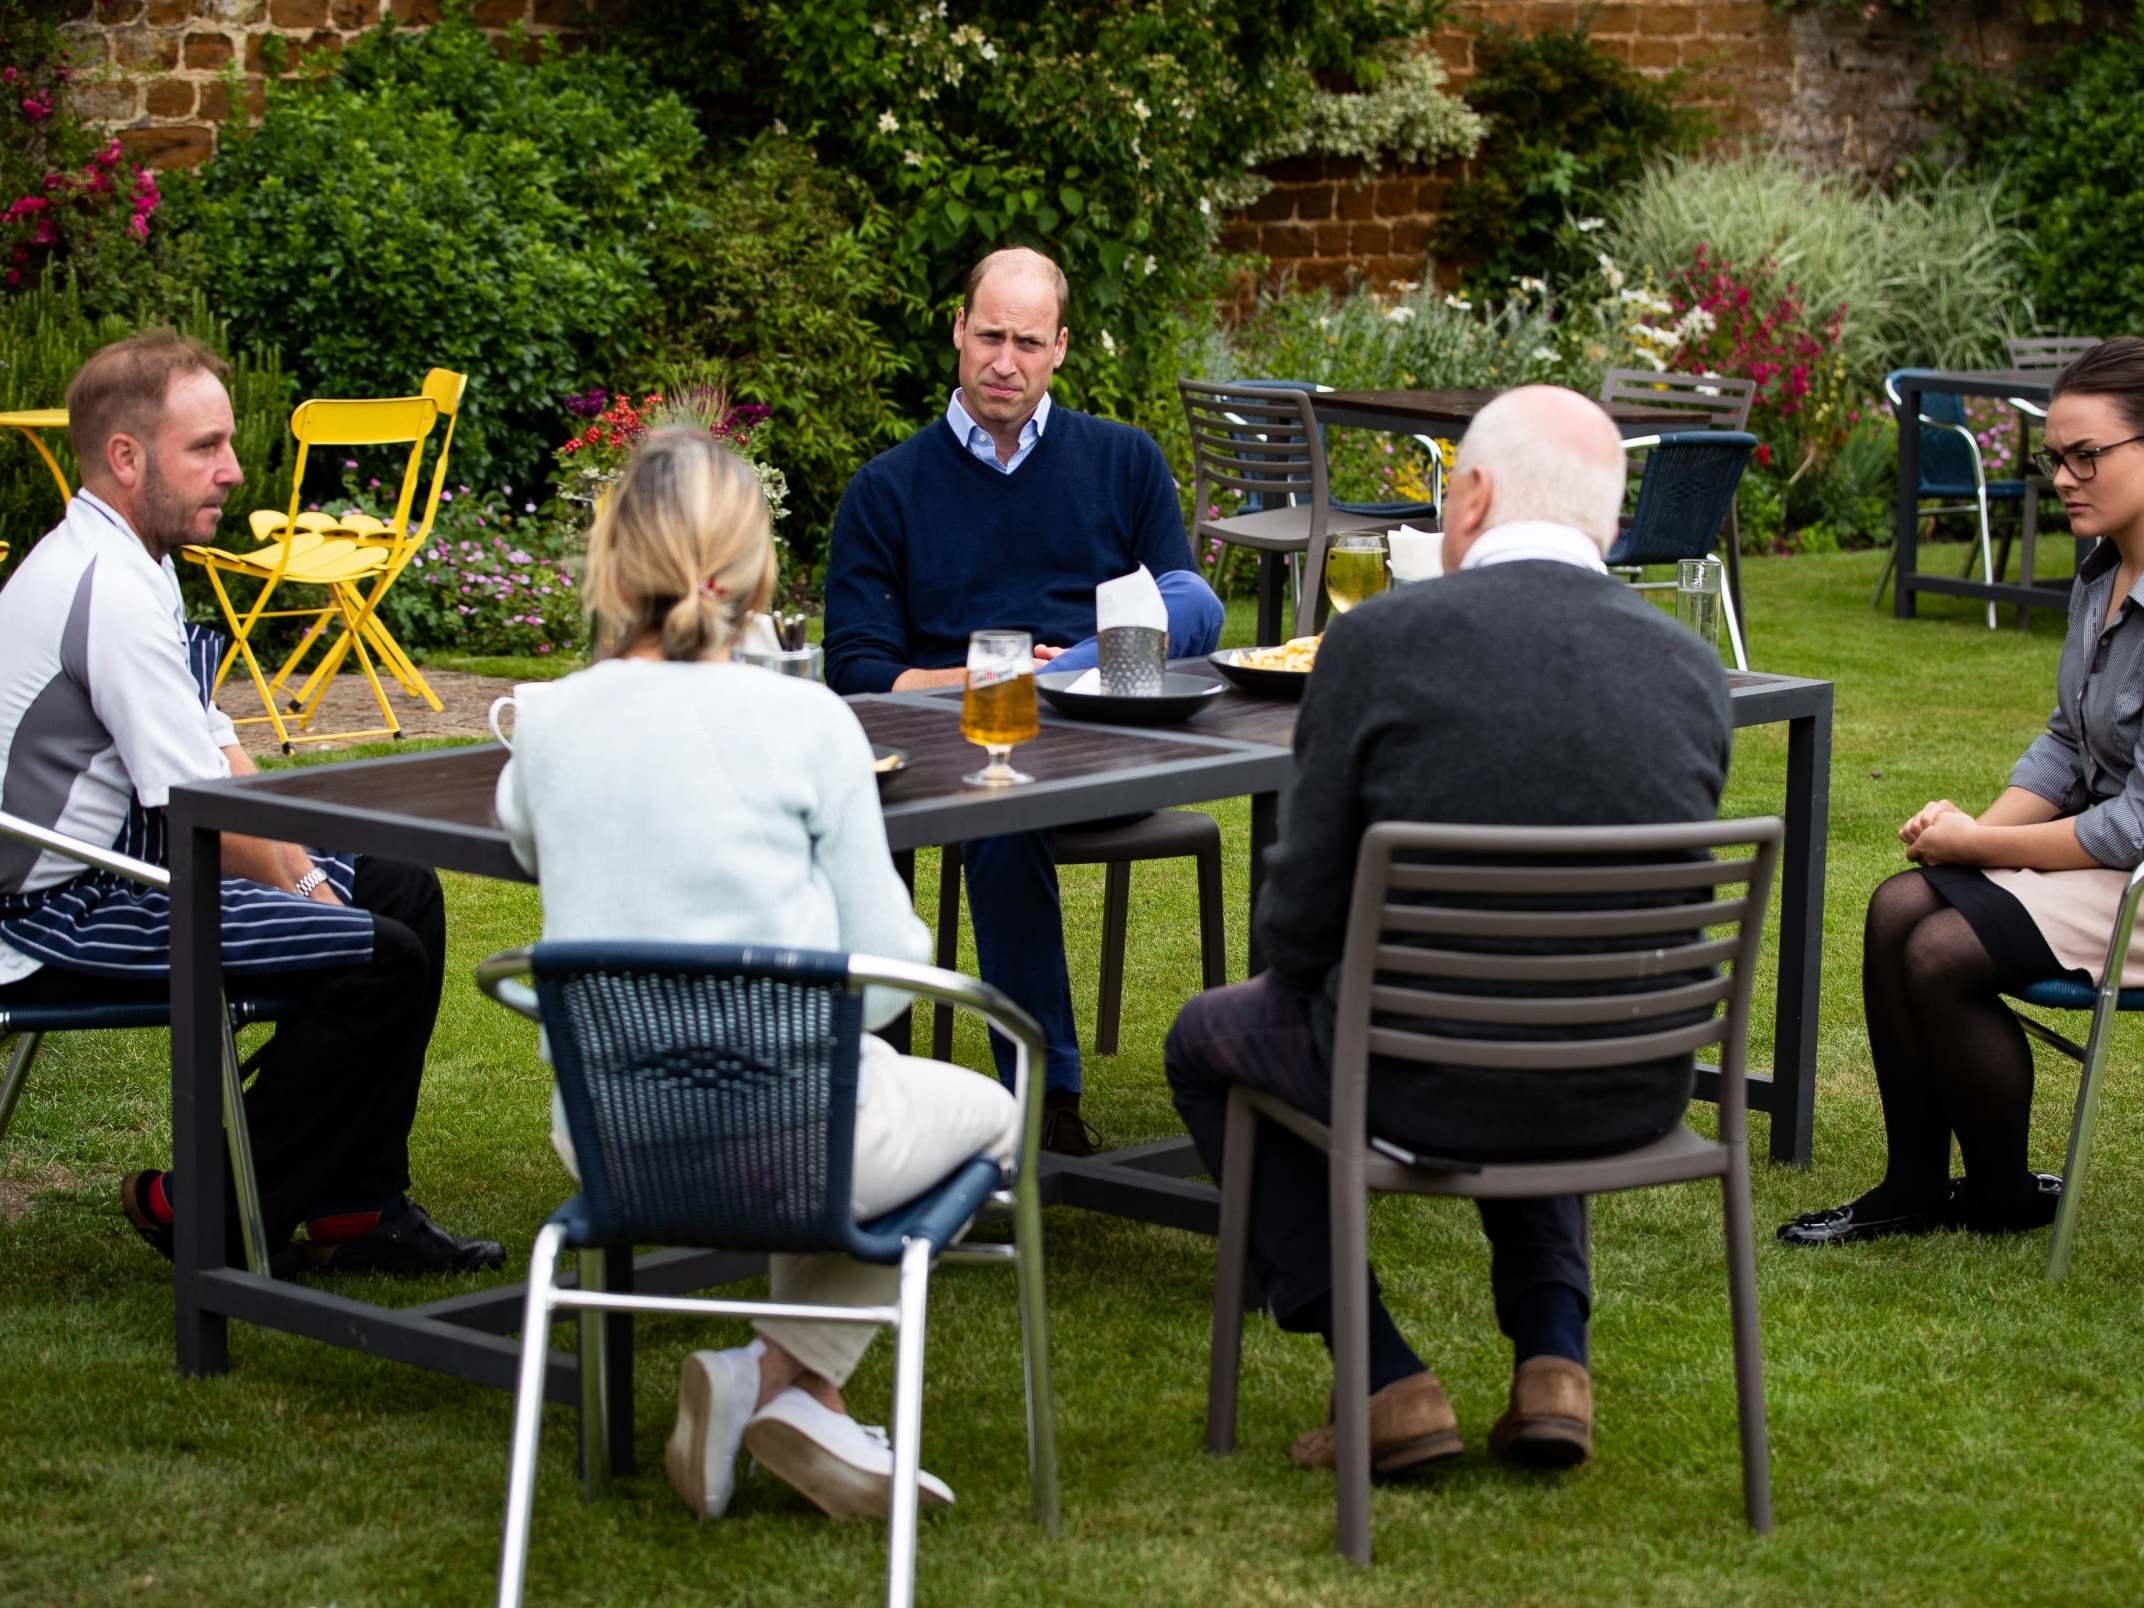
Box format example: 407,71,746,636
664,1341,763,1520
742,1385,955,1518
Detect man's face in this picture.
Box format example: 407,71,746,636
952,267,1068,438
126,369,243,556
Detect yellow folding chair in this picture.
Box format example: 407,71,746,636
181,394,438,751
1,405,74,571
254,369,467,723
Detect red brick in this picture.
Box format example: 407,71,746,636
119,122,215,169
194,76,263,120
147,0,195,22
1371,177,1417,215
97,0,147,21
1639,3,1699,35
1631,37,1680,68
1257,222,1314,257
267,0,327,24
1314,221,1350,255
330,0,380,23
111,26,180,68
1215,222,1258,254
1349,221,1391,255
1334,182,1376,222
145,78,196,117
1245,187,1294,223
1390,218,1431,255
472,0,526,24
1262,156,1329,186
529,0,582,21
387,0,442,19
72,81,142,121
1591,4,1640,32
1294,184,1335,221
182,30,234,67
1292,263,1353,293
1698,3,1759,32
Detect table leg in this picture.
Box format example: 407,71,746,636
1247,791,1278,977
171,818,230,1375
603,1243,636,1476
1769,699,1831,1167
886,850,916,1052
1255,555,1284,647
1893,381,1921,619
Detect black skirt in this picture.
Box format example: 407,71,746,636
1921,865,2081,984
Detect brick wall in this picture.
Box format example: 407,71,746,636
54,0,622,173
1218,0,2122,293
52,0,2126,291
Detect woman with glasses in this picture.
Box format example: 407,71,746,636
1782,337,2144,1246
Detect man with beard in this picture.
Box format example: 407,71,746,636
0,331,501,1276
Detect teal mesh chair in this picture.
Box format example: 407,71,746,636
2003,859,2144,1282
478,941,1059,1608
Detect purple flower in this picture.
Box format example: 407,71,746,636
563,387,608,418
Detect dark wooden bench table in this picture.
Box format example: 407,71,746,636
161,666,1830,1427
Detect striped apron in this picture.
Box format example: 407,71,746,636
0,626,374,980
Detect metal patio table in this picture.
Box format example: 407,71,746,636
1311,388,1693,440
1888,368,2083,619
163,668,1830,1419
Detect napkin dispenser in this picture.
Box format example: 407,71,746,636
1095,566,1168,696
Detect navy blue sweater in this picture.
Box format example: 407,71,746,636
823,407,1194,694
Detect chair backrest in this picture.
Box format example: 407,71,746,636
1882,370,1981,491
1600,369,1756,432
2006,336,2100,374
1179,379,1330,521
1324,818,1782,1152
526,941,866,1253
254,394,438,586
1614,430,1755,565
0,806,168,896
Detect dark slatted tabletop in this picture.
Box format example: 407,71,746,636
1315,388,1694,435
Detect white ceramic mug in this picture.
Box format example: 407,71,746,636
487,681,549,749
1386,527,1445,583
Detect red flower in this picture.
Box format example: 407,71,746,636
1755,443,1772,468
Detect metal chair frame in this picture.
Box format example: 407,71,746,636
1601,371,1756,639
1181,380,1397,645
478,943,1061,1608
930,811,1227,1061
2004,858,2144,1282
1874,372,2032,629
1205,817,1782,1564
1612,430,1755,670
0,808,277,1275
1993,338,2101,623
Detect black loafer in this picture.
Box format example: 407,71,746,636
1776,1196,1951,1246
305,1200,505,1275
1957,1172,2063,1235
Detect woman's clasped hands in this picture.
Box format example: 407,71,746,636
1899,798,1979,865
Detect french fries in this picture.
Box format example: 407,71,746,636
1234,635,1320,672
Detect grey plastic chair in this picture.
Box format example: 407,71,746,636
0,808,279,1275
1601,370,1756,634
2003,858,2144,1283
931,811,1227,1060
1205,817,1783,1564
478,941,1059,1608
1180,380,1398,644
1608,430,1757,670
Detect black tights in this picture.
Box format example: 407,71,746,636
1860,871,2042,1219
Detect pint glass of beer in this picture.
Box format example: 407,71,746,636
960,629,1040,786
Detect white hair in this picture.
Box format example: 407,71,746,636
1452,391,1627,549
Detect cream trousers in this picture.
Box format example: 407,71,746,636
551,1035,1020,1387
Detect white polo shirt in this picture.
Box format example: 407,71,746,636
0,490,236,981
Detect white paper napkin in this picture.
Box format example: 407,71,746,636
1096,565,1168,631
1387,524,1445,581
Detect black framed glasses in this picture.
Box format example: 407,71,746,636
2032,435,2144,482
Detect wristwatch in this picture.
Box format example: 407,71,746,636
292,866,330,899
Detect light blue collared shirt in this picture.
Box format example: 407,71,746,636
946,388,1052,474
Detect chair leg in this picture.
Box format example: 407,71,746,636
1721,1150,1774,1532
1012,1154,1060,1531
1975,487,1998,630
498,1220,567,1608
1094,862,1131,1056
1871,542,1897,609
1195,834,1227,990
1330,1150,1373,1565
931,845,961,1063
219,1017,272,1278
2047,1000,2120,1283
576,1247,613,1498
1206,1088,1258,1455
2016,489,2041,631
0,1030,42,1144
1719,565,1750,672
1720,513,1748,663
885,1237,935,1608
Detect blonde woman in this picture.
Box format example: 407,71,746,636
496,428,1018,1520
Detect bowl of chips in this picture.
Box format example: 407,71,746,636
871,744,909,788
1207,636,1319,698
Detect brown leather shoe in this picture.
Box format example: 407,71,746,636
1290,1371,1463,1475
1488,1356,1592,1469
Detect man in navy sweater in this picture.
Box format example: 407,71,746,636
824,246,1223,1152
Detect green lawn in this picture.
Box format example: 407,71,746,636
5,544,2140,1605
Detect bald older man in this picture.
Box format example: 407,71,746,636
825,246,1223,1154
1165,387,1732,1477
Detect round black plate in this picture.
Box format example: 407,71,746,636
1034,670,1226,725
871,744,909,786
1206,648,1312,698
